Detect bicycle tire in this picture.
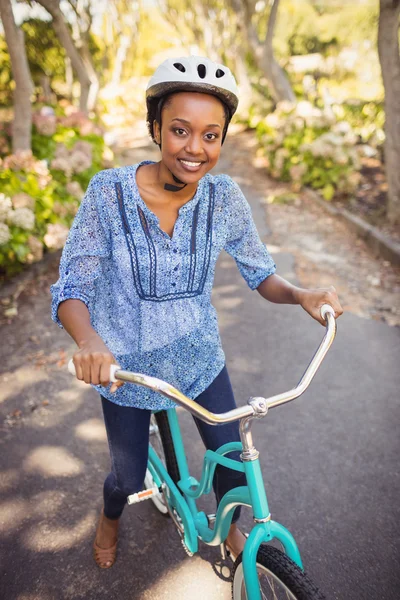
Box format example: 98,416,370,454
231,545,325,600
153,410,180,485
143,411,181,517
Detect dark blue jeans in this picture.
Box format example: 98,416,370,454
101,366,246,522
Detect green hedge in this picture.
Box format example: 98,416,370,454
0,107,113,278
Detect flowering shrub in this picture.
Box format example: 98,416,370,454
0,106,113,277
247,100,371,201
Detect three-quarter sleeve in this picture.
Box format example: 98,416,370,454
224,179,276,290
50,173,111,328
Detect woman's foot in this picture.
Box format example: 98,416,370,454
225,523,247,560
93,509,119,568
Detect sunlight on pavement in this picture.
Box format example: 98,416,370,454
22,512,95,551
0,468,19,491
23,445,84,477
75,418,107,442
0,367,48,404
27,387,86,429
0,498,28,533
140,556,230,599
216,296,244,310
213,283,241,295
30,490,67,518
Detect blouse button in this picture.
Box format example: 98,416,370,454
171,282,176,287
173,249,177,254
174,266,178,272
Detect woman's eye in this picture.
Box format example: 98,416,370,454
205,133,218,141
174,128,187,136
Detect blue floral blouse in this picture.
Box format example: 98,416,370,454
51,160,276,409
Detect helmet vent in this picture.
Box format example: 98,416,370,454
173,63,186,73
216,69,225,78
197,64,206,79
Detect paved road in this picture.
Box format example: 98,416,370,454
1,137,399,600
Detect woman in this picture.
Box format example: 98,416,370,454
51,56,343,569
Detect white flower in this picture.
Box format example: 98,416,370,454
55,144,70,159
342,131,358,146
69,150,92,173
333,121,352,135
331,148,349,165
51,156,73,177
358,145,377,158
277,100,295,114
44,223,69,249
11,192,35,210
9,207,35,230
26,235,44,263
66,181,84,199
0,193,12,222
295,101,316,119
0,222,11,245
307,139,332,158
73,140,92,158
265,113,281,129
319,133,343,147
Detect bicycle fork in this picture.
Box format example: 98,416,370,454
239,409,303,600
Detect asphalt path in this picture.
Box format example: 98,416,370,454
0,144,399,600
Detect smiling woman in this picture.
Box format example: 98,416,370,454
50,54,343,570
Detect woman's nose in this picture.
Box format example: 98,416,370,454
184,135,204,155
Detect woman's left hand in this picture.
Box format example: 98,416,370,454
296,285,343,325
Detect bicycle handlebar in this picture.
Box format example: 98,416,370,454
68,304,336,425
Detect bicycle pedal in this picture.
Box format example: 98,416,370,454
127,487,161,505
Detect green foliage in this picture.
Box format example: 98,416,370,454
246,100,365,200
22,19,66,80
0,36,12,105
335,100,384,146
276,0,378,57
0,109,109,278
287,34,338,56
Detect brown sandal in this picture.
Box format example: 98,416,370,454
93,509,118,569
93,540,118,569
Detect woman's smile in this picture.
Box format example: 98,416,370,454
177,158,206,172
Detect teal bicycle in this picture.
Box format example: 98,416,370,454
69,304,336,599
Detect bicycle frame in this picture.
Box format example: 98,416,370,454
67,305,336,600
148,407,303,600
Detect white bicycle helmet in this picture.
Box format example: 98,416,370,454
146,56,239,117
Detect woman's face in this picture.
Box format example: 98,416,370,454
153,92,226,185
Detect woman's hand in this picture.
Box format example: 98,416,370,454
295,285,343,325
72,332,124,393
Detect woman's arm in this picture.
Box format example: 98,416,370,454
58,299,123,392
257,274,343,325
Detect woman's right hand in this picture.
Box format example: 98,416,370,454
72,333,124,394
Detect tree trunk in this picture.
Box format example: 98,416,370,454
40,74,53,103
261,0,295,104
0,0,33,152
35,0,92,114
230,0,295,104
65,56,74,99
80,44,100,110
378,0,400,225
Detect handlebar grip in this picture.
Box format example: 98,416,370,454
67,359,120,383
320,304,335,320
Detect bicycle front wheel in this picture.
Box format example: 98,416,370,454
144,411,180,516
231,545,325,600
